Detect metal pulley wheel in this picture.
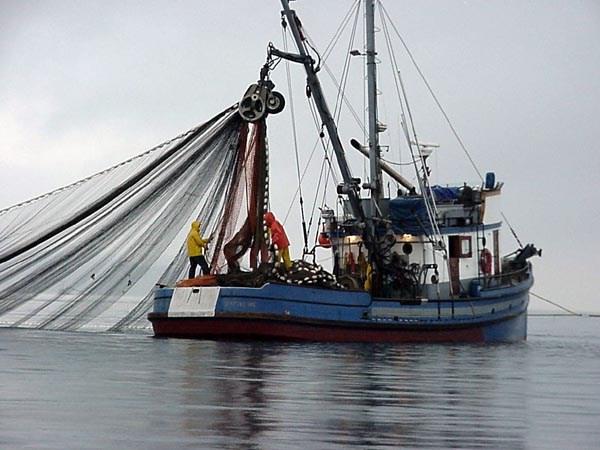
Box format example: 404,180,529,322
239,83,268,122
239,84,286,122
266,91,285,114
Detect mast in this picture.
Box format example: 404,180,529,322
277,0,365,223
365,0,383,217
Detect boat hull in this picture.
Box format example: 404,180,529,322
148,276,531,343
149,310,527,343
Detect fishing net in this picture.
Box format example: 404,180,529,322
0,106,270,332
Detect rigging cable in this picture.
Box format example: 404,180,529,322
379,157,417,166
305,27,367,136
379,2,484,183
530,292,583,316
501,211,524,249
282,92,342,228
282,135,327,223
307,0,362,248
282,26,310,254
320,63,367,137
379,3,449,297
306,87,341,182
332,1,362,124
321,0,361,63
280,3,365,252
379,7,438,229
379,6,440,229
299,7,363,241
362,2,368,183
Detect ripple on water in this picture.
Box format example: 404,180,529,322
1,316,600,449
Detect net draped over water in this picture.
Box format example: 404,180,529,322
0,106,267,332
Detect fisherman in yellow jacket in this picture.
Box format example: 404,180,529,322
187,221,211,278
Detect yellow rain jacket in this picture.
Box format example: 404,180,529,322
186,221,209,257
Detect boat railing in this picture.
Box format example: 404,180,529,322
483,264,530,289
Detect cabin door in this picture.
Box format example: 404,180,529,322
448,236,461,295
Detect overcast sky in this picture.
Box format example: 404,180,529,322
1,0,599,312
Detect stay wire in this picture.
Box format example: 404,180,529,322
308,152,330,249
282,27,309,253
282,95,341,227
377,8,419,187
380,157,417,167
300,3,362,247
284,14,362,245
379,2,484,183
321,0,361,63
282,134,324,224
322,63,367,136
380,7,441,226
380,4,448,295
530,291,583,316
303,28,363,170
306,94,340,186
332,1,361,123
501,211,524,249
379,10,425,193
306,2,361,245
282,72,341,225
304,28,367,136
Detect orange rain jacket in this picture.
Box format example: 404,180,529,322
264,212,289,249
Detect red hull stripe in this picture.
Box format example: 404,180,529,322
150,317,485,343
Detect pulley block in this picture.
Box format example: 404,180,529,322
239,84,285,122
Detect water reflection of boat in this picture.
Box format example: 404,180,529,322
148,0,540,342
173,341,528,447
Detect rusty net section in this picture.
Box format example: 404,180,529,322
211,120,269,274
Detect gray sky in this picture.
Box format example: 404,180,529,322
1,0,599,312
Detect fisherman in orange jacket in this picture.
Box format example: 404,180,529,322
187,220,211,278
264,211,292,270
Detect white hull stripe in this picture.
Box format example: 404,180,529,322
168,287,220,317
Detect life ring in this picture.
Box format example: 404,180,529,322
480,248,493,275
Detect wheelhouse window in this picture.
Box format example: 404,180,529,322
449,235,472,258
460,236,472,257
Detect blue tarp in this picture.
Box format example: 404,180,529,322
431,186,460,202
389,197,430,234
389,186,459,234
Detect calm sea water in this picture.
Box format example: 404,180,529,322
1,316,599,449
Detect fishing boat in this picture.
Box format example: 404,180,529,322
148,0,541,343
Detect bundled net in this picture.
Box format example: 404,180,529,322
0,106,262,332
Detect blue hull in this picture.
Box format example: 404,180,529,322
148,275,532,343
